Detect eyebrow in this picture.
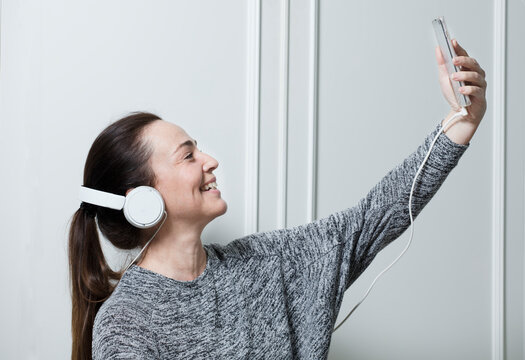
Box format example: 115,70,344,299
174,139,197,154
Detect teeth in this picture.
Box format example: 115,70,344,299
201,181,218,191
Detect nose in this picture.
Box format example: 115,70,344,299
202,152,219,173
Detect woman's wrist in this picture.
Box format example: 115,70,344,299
441,109,478,145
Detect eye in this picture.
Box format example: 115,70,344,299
184,152,194,160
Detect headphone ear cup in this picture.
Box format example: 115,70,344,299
123,186,165,229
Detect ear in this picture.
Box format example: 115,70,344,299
126,188,135,196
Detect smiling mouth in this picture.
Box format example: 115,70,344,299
200,181,218,192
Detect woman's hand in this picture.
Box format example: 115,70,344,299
436,39,487,143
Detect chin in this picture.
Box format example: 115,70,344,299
205,200,228,222
216,199,228,216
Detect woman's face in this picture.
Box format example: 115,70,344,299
141,120,227,226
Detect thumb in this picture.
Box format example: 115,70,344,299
435,45,446,66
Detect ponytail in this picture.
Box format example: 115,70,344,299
68,208,121,360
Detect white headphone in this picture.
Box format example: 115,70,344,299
78,185,165,229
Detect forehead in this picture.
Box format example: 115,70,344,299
143,120,193,153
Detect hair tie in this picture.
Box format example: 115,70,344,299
80,202,97,218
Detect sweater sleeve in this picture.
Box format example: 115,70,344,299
262,120,469,268
92,304,159,360
261,120,469,318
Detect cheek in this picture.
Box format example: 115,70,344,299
154,167,181,199
160,173,200,201
153,163,202,203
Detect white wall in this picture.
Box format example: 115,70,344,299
0,0,522,359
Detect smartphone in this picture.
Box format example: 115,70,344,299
432,16,471,107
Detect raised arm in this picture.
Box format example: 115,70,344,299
262,119,470,271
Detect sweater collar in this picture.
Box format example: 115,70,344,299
123,244,216,290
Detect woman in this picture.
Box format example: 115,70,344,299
68,39,486,359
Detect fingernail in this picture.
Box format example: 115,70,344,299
450,73,457,80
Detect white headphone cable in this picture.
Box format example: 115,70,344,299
124,210,168,273
333,107,468,333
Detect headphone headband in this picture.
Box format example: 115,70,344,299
78,186,126,210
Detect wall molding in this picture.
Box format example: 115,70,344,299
244,0,261,235
307,0,320,223
0,0,3,73
492,0,506,359
277,0,290,229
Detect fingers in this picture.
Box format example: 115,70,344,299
451,38,486,77
458,85,485,98
453,56,486,78
451,70,487,88
452,39,468,56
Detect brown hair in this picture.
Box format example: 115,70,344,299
68,111,161,360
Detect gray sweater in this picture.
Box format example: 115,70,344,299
92,120,469,359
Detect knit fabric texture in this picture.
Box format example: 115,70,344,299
92,120,469,359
